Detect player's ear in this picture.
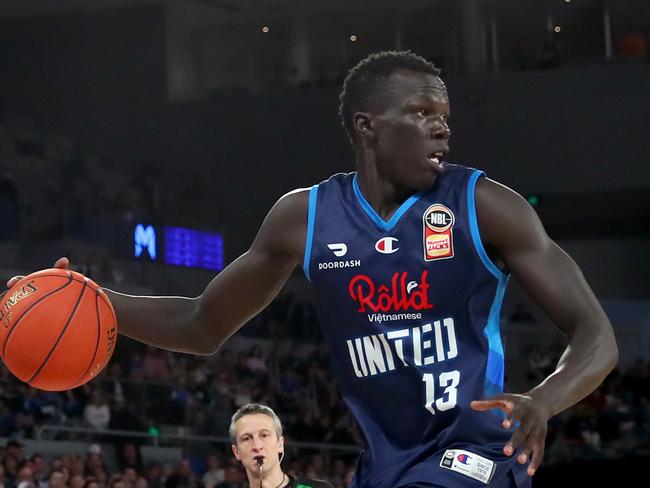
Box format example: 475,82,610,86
353,112,375,140
231,444,241,462
277,436,285,463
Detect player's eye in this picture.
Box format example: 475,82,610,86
416,108,428,117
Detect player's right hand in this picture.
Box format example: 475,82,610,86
6,257,70,289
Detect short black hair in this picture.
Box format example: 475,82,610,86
339,50,441,145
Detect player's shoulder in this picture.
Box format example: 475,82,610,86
474,176,532,216
272,172,354,213
261,187,311,239
275,186,310,212
474,175,547,252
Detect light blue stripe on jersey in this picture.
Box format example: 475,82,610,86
483,273,508,398
466,169,508,399
303,185,319,282
352,174,424,232
467,170,505,281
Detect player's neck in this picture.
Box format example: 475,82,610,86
356,166,415,221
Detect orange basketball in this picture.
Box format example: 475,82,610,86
0,268,118,391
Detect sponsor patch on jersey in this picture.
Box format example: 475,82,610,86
423,204,454,261
327,243,348,257
318,259,361,270
440,449,495,485
348,271,434,313
374,237,399,254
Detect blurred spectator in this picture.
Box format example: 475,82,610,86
118,444,142,474
108,477,125,488
103,364,125,405
28,455,46,488
244,346,267,377
68,476,84,488
4,441,24,463
15,463,34,486
144,464,162,488
3,455,19,488
143,349,170,382
83,391,110,431
174,461,194,488
122,468,137,488
213,466,241,488
134,477,148,488
47,470,66,488
200,455,224,488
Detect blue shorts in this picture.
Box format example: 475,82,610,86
400,468,532,488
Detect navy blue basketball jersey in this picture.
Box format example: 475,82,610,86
303,164,530,488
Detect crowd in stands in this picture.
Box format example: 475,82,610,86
0,330,360,488
1,314,649,486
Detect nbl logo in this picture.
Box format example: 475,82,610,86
425,209,453,231
422,204,454,261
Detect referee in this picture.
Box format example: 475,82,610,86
230,403,334,488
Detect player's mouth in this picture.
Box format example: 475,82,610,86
427,151,446,171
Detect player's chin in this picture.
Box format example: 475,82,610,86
410,170,440,191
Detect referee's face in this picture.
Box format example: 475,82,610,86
232,413,285,474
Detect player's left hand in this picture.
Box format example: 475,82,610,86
470,393,552,476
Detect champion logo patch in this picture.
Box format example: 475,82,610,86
440,449,495,484
423,204,454,261
375,237,399,254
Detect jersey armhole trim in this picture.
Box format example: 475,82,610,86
467,170,506,281
303,184,319,282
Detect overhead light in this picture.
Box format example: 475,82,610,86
262,26,270,33
554,26,561,33
350,35,358,42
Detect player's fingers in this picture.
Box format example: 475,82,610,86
470,399,514,414
54,257,70,269
527,434,546,476
517,429,538,465
6,276,24,288
503,419,531,456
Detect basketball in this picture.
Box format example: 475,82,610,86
0,268,118,391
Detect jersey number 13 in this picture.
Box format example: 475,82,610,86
422,370,460,414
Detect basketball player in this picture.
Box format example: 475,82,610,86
230,403,333,488
10,51,618,487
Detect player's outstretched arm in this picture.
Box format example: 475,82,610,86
469,177,618,475
9,189,308,356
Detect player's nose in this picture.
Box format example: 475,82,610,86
432,121,451,140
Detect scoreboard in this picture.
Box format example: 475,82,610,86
134,223,224,271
